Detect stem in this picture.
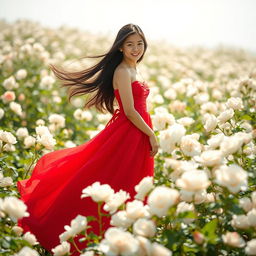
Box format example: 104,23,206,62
70,237,82,254
23,144,38,179
98,202,103,238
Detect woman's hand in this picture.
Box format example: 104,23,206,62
149,133,159,157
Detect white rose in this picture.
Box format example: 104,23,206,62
1,196,29,221
245,239,256,255
220,135,243,156
22,231,38,245
151,242,172,256
177,117,195,127
176,170,211,192
239,197,253,212
217,108,234,124
136,236,152,256
135,176,154,201
199,150,224,167
222,231,245,248
226,97,244,110
3,76,17,90
16,69,28,80
99,227,139,256
12,225,23,236
247,208,256,227
126,200,151,220
152,111,175,130
111,210,134,228
81,181,114,203
51,241,71,256
10,101,22,116
231,215,250,229
0,173,14,187
24,136,36,148
180,134,201,157
15,246,39,256
159,124,186,154
16,127,29,139
39,75,55,89
207,133,225,149
37,133,56,150
215,164,248,193
133,218,156,238
60,215,87,242
0,130,17,144
203,114,217,132
103,190,130,214
252,191,256,208
176,202,195,224
49,113,65,128
147,186,179,217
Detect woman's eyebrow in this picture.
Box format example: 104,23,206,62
125,40,143,43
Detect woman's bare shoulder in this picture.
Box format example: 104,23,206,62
113,66,131,90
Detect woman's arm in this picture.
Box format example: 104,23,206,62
113,68,154,137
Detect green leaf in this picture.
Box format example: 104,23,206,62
201,219,218,244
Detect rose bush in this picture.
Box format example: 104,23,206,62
0,19,256,256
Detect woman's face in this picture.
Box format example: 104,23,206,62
120,33,145,63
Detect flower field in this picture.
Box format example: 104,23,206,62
0,19,256,256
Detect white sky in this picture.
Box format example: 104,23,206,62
0,0,256,53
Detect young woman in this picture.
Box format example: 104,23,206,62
17,23,159,255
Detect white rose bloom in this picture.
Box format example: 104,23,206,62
0,108,4,119
239,197,253,213
14,246,39,256
199,150,224,167
103,190,130,214
215,164,248,193
22,231,38,245
49,113,65,128
226,97,244,110
3,76,17,90
152,111,175,130
99,227,139,256
217,108,234,124
111,210,134,228
247,208,256,227
133,218,156,238
136,236,152,256
80,252,95,256
3,143,16,152
0,171,14,187
126,200,151,220
81,181,114,203
177,117,195,127
64,140,76,148
82,110,93,121
231,215,250,229
16,69,28,80
16,127,29,139
39,75,55,89
12,225,23,236
159,124,186,154
207,133,225,149
1,196,29,221
180,134,201,157
36,119,45,126
24,135,36,148
151,242,172,256
0,130,17,144
220,135,243,157
10,101,23,116
36,133,56,150
222,232,245,248
134,176,154,201
203,114,217,132
59,215,87,242
234,132,252,145
35,125,51,136
147,186,179,217
51,241,71,256
176,170,211,192
245,239,256,255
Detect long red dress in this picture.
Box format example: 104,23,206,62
16,80,154,255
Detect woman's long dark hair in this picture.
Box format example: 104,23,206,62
49,23,148,114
